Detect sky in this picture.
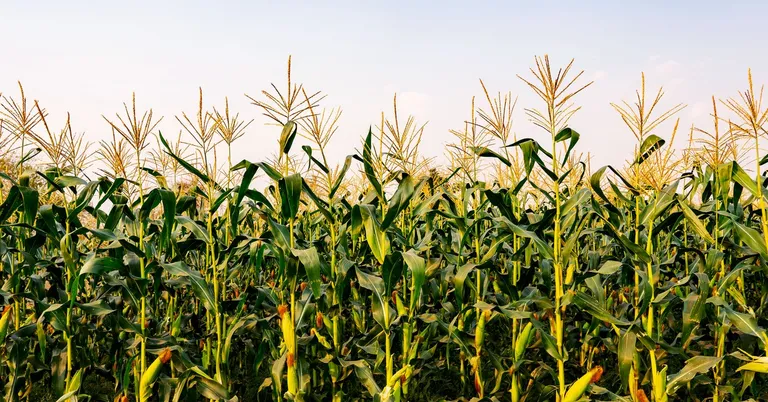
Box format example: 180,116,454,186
1,1,767,176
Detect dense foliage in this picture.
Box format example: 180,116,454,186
1,56,768,402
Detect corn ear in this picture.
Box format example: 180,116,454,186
139,348,172,402
653,366,668,402
279,304,298,396
279,305,295,352
562,366,602,402
0,306,11,343
515,322,534,361
511,373,520,402
171,314,182,337
475,310,488,351
565,263,575,285
36,322,47,359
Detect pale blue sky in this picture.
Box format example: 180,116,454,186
1,1,766,171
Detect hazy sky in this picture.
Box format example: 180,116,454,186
2,1,767,173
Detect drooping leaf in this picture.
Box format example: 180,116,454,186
473,146,511,167
176,216,211,244
572,291,629,326
163,261,217,313
677,198,715,244
722,305,767,346
666,356,722,395
634,134,665,165
733,221,768,258
554,127,580,167
402,250,426,313
292,247,324,299
356,269,389,329
279,121,298,154
159,131,219,188
453,263,476,307
80,256,124,276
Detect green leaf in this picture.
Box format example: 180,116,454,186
76,300,115,316
88,229,119,241
279,173,303,221
352,361,381,397
329,155,353,199
270,352,286,395
381,253,404,294
359,128,384,201
723,305,767,345
479,233,515,265
681,289,707,347
230,160,260,235
80,256,124,276
733,221,768,258
256,161,283,181
497,219,554,260
591,165,639,207
560,187,590,218
666,355,722,394
677,198,715,244
618,329,636,391
163,261,217,313
554,127,580,166
639,181,677,225
157,188,176,250
292,247,324,299
302,179,334,222
509,138,557,181
54,175,87,188
729,161,763,201
453,263,476,307
0,186,22,223
18,186,39,225
473,147,511,167
209,188,234,213
195,376,230,400
360,205,390,265
267,218,291,251
634,134,665,165
590,166,614,209
381,175,416,230
572,291,629,326
402,250,426,313
67,368,85,393
176,216,211,244
596,260,623,275
356,270,389,329
279,121,298,154
159,131,219,188
222,319,246,366
530,319,562,361
140,167,168,188
302,145,329,174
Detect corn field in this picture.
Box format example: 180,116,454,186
0,55,768,402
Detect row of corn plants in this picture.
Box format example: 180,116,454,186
0,56,768,401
